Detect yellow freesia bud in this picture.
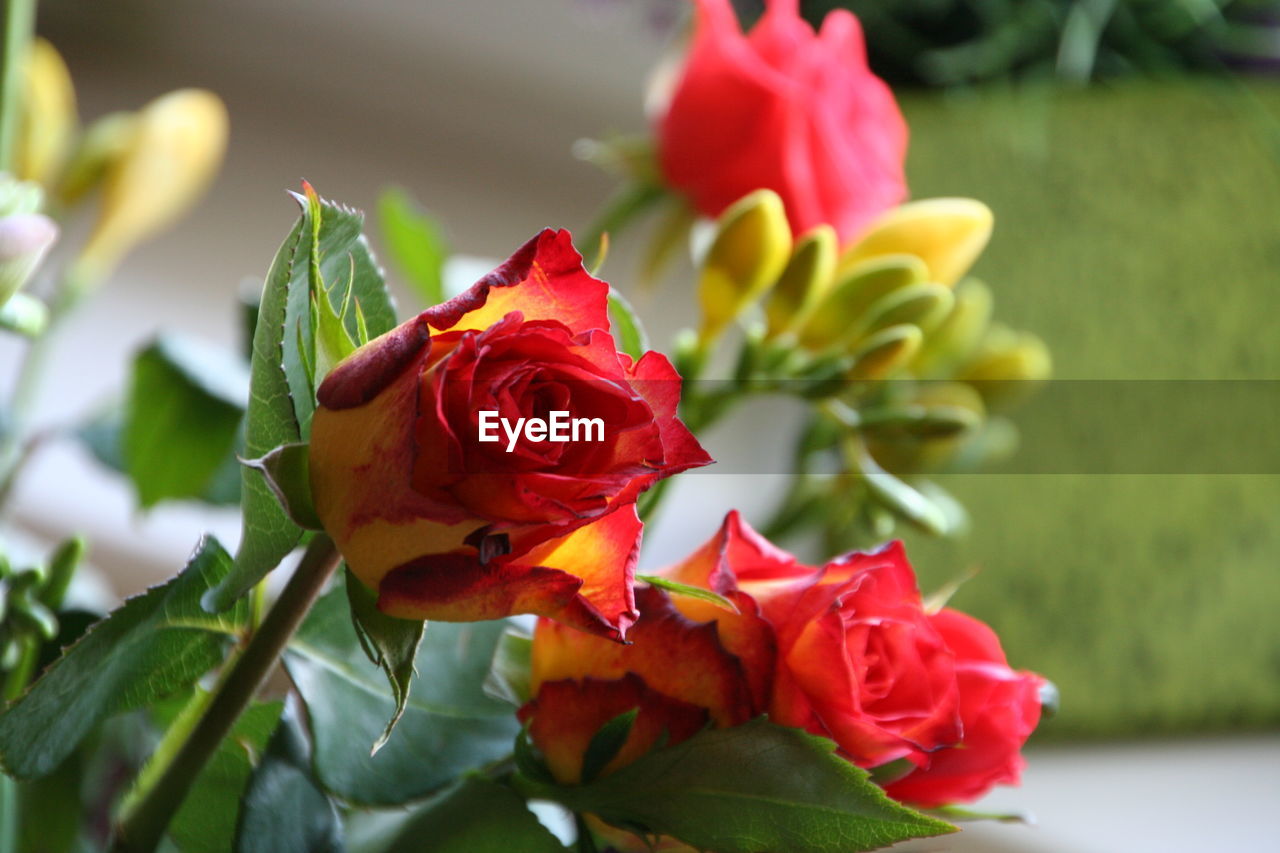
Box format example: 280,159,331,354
698,189,792,341
15,39,78,187
74,89,228,286
764,224,837,339
913,278,993,376
57,111,138,206
848,323,922,380
839,198,994,287
797,254,927,351
961,328,1052,411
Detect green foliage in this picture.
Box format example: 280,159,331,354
579,709,638,784
381,776,567,853
208,187,397,613
482,627,533,707
734,0,1247,86
240,442,321,531
344,569,426,752
0,537,246,779
607,289,649,361
525,719,954,853
235,703,342,853
636,574,739,614
378,187,449,308
282,576,519,805
168,701,283,853
122,335,247,509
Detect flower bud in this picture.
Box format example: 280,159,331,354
15,39,77,187
75,89,228,284
913,278,993,375
57,111,137,206
0,212,58,306
859,281,955,340
960,328,1052,410
797,254,927,351
764,224,837,340
839,198,994,288
697,189,792,341
848,323,923,380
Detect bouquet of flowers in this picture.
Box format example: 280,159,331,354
0,2,1054,851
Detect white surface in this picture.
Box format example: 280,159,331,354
892,736,1280,852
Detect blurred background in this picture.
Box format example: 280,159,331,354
2,0,1278,849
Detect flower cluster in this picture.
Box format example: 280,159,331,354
522,511,1047,809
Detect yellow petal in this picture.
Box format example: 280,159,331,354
840,198,993,287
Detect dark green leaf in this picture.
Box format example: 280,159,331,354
283,576,519,805
482,627,532,707
241,443,321,530
123,335,247,509
383,775,566,853
235,701,342,853
344,569,425,753
580,709,638,784
379,186,449,308
526,719,954,853
0,537,246,779
214,215,306,611
209,186,397,612
169,701,283,853
606,289,648,361
636,575,739,614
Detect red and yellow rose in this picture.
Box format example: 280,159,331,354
308,228,710,640
520,511,1046,807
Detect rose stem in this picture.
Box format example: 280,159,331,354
108,534,342,853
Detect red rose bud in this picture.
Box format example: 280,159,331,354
309,229,711,640
883,609,1046,807
656,0,907,244
520,513,780,782
746,540,962,770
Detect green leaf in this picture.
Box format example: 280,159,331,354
79,402,242,507
580,708,638,784
482,627,532,707
383,775,566,853
241,443,321,530
209,186,397,613
0,537,246,779
379,186,449,308
122,335,248,509
636,575,739,614
344,569,425,753
283,576,519,805
168,701,283,853
235,701,342,853
606,289,649,361
526,719,954,853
